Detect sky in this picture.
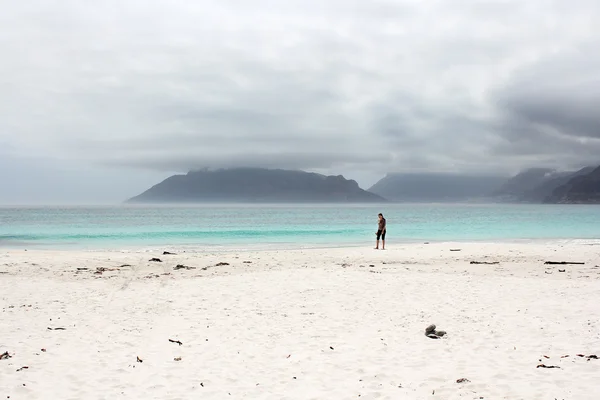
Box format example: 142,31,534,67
1,0,599,204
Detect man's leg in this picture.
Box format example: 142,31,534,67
382,240,385,250
375,239,379,249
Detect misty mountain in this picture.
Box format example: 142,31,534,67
545,165,600,203
368,173,507,202
492,167,596,202
126,168,386,203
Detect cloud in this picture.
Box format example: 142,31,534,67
1,0,600,189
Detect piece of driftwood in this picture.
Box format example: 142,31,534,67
470,261,499,265
536,364,560,369
0,351,11,360
163,251,176,255
544,261,584,265
149,258,162,262
169,339,183,346
47,327,66,330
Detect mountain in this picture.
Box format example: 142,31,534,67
545,165,600,203
492,167,596,202
368,173,507,202
126,168,386,203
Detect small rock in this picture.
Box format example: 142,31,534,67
435,330,447,337
456,378,470,383
174,357,182,361
215,262,230,266
149,258,162,262
426,334,440,339
425,324,436,335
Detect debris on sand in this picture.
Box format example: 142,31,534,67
537,364,560,369
174,357,182,361
47,327,66,331
425,324,447,339
456,378,470,383
470,261,499,265
174,264,196,270
169,339,183,346
16,366,29,372
450,249,461,252
544,261,584,265
215,262,230,266
163,251,176,255
0,351,12,360
136,356,143,363
149,258,162,262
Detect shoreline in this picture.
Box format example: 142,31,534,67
2,236,600,253
1,241,599,399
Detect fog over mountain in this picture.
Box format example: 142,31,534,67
1,1,600,203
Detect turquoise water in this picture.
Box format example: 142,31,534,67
1,204,600,249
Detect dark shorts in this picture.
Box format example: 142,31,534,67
377,229,386,240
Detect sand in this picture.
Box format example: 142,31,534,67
1,241,599,399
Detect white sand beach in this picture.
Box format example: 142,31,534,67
1,241,599,399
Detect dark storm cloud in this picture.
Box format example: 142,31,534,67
1,0,600,187
490,42,600,168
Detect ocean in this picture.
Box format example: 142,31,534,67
1,204,600,250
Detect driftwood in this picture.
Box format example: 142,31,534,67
47,327,66,331
163,251,176,255
544,261,584,265
169,339,183,346
470,261,499,265
537,364,560,369
215,262,230,266
16,366,29,372
149,258,162,262
0,351,11,360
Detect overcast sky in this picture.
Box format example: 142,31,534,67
1,0,599,204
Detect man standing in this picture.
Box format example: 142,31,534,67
375,213,386,250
